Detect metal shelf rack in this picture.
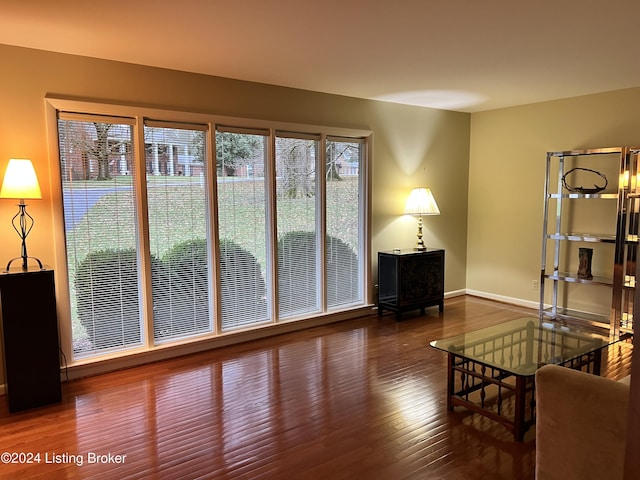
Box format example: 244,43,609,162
540,146,639,338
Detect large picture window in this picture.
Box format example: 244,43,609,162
51,100,370,365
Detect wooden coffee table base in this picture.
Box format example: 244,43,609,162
446,349,602,441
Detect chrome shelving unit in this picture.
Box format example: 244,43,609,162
540,147,639,338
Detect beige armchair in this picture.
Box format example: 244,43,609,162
535,364,630,480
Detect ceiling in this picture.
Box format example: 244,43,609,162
1,0,639,112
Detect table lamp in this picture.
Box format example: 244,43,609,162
0,159,43,271
404,187,440,251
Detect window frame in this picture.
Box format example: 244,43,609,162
45,97,372,374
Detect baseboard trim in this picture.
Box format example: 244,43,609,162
465,289,539,310
445,289,466,299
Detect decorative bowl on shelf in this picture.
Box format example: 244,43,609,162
561,167,608,194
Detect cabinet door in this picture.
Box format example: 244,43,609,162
399,252,443,305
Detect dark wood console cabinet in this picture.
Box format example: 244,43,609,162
378,249,445,319
0,269,61,412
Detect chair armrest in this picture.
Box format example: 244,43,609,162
535,364,629,480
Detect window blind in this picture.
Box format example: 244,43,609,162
215,129,270,330
276,135,320,318
326,138,362,308
144,124,212,342
58,118,143,356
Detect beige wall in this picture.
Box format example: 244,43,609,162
0,43,470,373
467,87,640,307
368,102,470,294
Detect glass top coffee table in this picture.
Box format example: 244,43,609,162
430,317,615,441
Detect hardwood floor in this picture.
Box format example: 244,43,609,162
0,296,632,479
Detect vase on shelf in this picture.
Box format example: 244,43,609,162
577,248,593,280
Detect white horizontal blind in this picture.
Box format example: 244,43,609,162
276,134,320,318
57,117,143,357
326,138,363,308
144,124,212,342
216,128,270,330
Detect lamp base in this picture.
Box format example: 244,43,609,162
5,256,43,273
5,200,42,272
413,215,427,251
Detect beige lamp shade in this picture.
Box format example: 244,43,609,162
0,159,42,200
404,187,440,215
